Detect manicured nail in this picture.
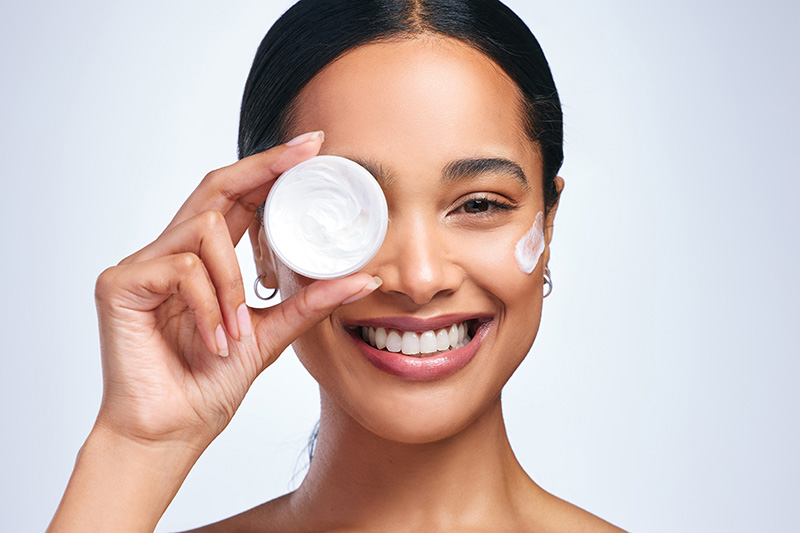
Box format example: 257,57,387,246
237,303,253,345
286,131,324,146
215,324,229,357
342,276,383,305
364,276,382,291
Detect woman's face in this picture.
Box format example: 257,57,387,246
259,36,559,443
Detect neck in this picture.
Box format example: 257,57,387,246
290,390,540,529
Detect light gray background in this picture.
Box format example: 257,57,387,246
1,1,798,531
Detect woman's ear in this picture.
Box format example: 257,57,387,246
248,216,279,288
542,176,565,267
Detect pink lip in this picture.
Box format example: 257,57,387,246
346,318,493,381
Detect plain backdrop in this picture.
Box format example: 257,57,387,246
1,1,798,531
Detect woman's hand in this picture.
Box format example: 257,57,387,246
93,130,378,449
48,131,380,532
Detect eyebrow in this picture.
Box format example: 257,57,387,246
347,157,397,189
344,155,529,190
442,157,530,189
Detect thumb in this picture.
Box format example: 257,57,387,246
250,273,382,370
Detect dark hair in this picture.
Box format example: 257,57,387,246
239,0,563,213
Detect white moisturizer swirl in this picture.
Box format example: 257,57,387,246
264,155,388,279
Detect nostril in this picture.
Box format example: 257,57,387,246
366,226,465,305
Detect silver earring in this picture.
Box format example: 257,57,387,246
543,266,553,298
254,275,278,301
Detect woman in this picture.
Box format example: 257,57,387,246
50,0,624,531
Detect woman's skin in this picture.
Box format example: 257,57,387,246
49,35,624,532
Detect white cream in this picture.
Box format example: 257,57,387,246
265,156,388,279
515,211,545,274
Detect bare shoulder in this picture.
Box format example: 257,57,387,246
181,487,626,533
179,493,295,533
521,487,627,533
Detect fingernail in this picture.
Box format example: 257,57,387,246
237,303,253,345
286,131,324,146
342,276,383,305
215,324,229,357
365,276,382,291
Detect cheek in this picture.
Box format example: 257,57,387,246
275,267,327,370
276,265,304,298
456,225,542,294
456,225,543,354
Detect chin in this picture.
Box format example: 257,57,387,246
313,360,507,447
368,397,490,444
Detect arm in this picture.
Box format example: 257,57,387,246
49,426,199,532
48,132,380,531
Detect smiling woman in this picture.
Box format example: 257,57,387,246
48,1,624,532
274,37,555,445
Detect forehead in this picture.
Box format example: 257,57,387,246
290,36,537,174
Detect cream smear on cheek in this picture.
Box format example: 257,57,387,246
514,211,545,274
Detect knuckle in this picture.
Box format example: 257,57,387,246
276,304,297,331
202,168,221,186
174,252,202,273
94,266,119,299
204,168,240,204
199,209,226,230
292,288,317,322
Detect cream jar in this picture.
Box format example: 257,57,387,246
264,155,388,279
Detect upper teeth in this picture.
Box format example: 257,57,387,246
360,322,471,356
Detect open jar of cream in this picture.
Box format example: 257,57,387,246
263,155,388,279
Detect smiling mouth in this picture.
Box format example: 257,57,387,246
356,320,477,357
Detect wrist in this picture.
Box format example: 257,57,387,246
49,424,204,532
83,422,203,481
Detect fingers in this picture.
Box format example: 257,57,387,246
251,274,383,371
120,210,248,342
96,253,229,357
165,131,324,244
107,131,324,352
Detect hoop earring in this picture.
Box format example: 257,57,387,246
543,266,553,298
254,275,278,301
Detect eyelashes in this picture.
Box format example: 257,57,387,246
451,194,517,217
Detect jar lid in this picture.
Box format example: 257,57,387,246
264,155,388,279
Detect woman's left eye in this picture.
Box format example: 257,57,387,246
453,196,515,216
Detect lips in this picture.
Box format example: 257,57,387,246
344,315,491,381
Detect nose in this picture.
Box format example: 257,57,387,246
370,217,464,306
